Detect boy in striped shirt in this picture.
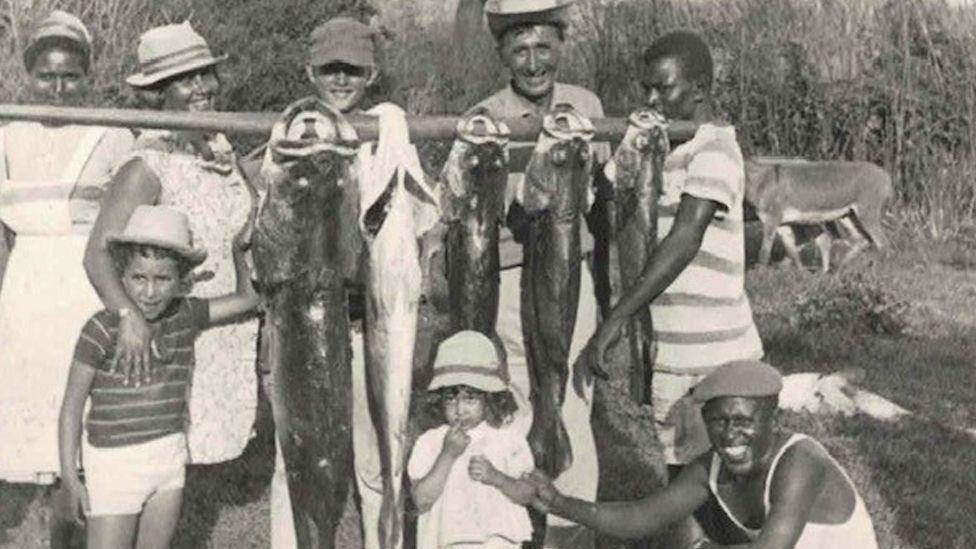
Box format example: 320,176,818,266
577,30,764,547
57,205,259,548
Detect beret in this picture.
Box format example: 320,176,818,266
692,360,783,403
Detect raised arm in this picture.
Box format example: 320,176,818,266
84,158,160,386
206,215,261,325
532,458,711,539
410,426,470,513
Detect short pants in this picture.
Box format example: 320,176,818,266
82,432,188,516
652,371,712,465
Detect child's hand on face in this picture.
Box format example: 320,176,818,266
443,424,471,458
468,454,500,486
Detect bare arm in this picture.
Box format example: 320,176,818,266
57,361,96,524
468,455,536,505
532,460,711,539
0,223,11,296
84,158,160,385
206,229,261,325
411,425,469,513
577,194,718,390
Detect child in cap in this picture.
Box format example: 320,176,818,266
57,205,260,548
408,330,536,548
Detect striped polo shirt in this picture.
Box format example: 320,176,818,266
73,298,209,447
653,124,763,374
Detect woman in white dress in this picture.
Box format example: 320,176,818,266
0,10,135,485
84,23,259,465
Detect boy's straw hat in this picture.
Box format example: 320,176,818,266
307,17,375,68
484,0,574,40
429,331,509,393
107,205,207,266
126,22,227,88
23,10,92,71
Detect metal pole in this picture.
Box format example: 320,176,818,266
0,104,699,142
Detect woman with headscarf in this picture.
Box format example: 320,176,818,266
84,22,258,466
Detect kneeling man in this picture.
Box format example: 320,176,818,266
528,360,880,549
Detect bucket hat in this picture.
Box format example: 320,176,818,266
23,10,92,71
484,0,574,40
429,331,509,393
307,17,375,68
107,205,208,266
126,22,227,88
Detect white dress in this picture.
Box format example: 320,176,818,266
125,130,258,464
0,122,133,484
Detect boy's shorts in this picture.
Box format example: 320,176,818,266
652,371,712,465
82,432,188,516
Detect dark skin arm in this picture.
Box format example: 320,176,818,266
528,458,711,539
575,194,720,395
83,158,160,386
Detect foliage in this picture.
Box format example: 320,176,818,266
789,269,912,336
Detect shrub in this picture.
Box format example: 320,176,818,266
789,270,912,336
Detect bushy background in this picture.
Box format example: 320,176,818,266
3,0,976,236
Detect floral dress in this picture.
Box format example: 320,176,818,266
0,122,133,483
125,130,258,464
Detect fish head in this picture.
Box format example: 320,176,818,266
251,98,360,286
440,110,510,223
609,109,670,193
523,105,595,218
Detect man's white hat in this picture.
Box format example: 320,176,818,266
484,0,574,39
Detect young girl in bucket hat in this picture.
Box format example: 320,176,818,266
408,330,537,548
59,205,260,548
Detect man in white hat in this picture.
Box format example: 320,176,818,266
469,1,610,547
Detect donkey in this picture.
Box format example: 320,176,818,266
745,158,893,272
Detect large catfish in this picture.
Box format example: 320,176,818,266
358,105,440,549
520,105,595,478
251,98,361,548
440,110,510,335
601,110,669,403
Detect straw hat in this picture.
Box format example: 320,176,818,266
307,17,375,68
23,10,92,71
484,0,574,40
107,205,207,266
428,331,509,392
126,22,227,88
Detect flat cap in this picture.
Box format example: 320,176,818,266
692,360,783,403
485,0,574,40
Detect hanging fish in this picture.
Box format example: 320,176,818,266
251,97,362,548
439,109,510,336
520,105,595,478
358,104,440,549
602,109,669,403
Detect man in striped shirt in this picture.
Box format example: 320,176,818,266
578,29,764,547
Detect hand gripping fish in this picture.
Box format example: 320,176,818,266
601,110,669,404
250,98,363,548
358,104,440,549
439,110,511,335
521,105,596,478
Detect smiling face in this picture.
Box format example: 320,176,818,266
498,24,563,105
441,386,487,432
160,66,220,112
307,61,374,114
702,396,779,477
643,55,701,121
28,45,88,106
120,250,184,321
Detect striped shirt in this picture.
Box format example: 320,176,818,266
72,298,210,447
474,82,612,269
653,124,763,373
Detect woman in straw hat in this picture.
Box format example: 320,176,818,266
0,10,134,487
84,22,258,465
